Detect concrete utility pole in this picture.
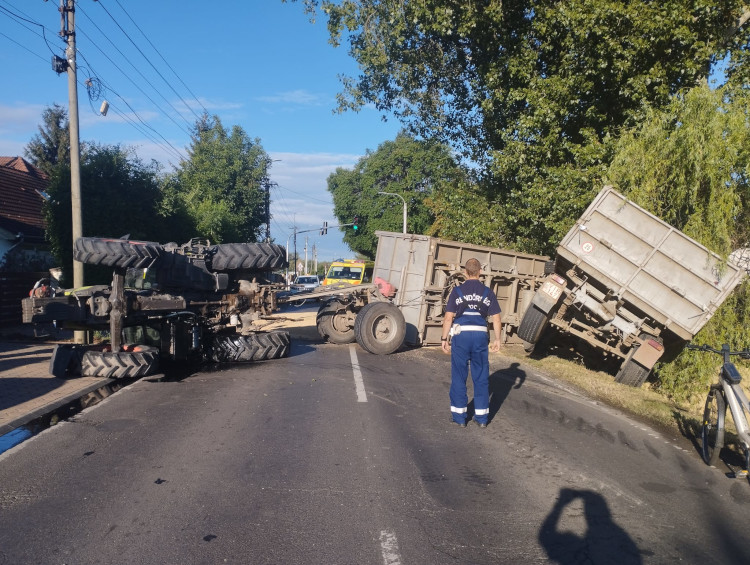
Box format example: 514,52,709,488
61,0,85,343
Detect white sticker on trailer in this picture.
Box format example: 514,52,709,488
541,281,562,300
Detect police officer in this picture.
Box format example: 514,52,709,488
441,258,502,428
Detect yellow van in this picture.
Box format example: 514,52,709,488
322,259,374,286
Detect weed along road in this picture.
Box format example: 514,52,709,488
1,337,749,564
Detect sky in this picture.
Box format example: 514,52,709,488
0,0,402,266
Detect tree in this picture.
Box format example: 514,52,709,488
24,104,71,176
44,144,164,285
606,85,750,400
327,132,466,258
290,0,750,254
167,114,268,244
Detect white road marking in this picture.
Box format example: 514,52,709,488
379,529,402,565
349,345,367,403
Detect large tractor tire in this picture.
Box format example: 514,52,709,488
209,243,287,271
317,301,357,344
74,237,163,269
81,346,159,379
354,302,406,355
209,331,290,362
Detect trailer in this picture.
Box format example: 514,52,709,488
518,186,747,386
312,231,551,354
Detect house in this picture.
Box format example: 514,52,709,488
0,156,53,272
0,156,55,327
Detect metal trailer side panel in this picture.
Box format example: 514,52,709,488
372,232,433,345
558,187,745,340
373,231,549,346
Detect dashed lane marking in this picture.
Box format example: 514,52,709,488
380,529,402,565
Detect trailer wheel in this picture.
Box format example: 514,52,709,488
81,346,159,379
74,237,163,269
317,301,356,344
614,348,650,387
209,243,287,271
209,331,290,362
354,302,406,355
518,305,550,344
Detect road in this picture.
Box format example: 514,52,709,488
1,333,749,564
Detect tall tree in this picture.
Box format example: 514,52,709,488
24,104,71,176
290,0,750,254
45,144,164,285
168,114,268,244
328,132,465,258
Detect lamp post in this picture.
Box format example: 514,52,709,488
377,191,407,234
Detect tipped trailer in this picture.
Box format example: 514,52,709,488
518,186,748,387
312,231,551,354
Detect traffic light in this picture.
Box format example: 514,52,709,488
352,216,359,231
320,221,328,236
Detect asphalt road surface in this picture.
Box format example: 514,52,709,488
1,336,749,564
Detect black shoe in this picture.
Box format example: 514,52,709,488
450,419,467,428
474,421,488,428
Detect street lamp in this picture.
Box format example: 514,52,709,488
377,191,407,234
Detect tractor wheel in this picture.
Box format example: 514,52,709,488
209,243,287,271
81,345,159,379
209,331,290,362
74,237,162,269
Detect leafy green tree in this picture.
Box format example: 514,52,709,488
24,104,71,176
328,132,466,258
44,144,165,285
168,114,268,244
607,85,750,400
289,0,750,254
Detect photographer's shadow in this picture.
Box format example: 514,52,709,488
539,488,642,564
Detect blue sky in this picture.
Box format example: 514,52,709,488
0,0,402,264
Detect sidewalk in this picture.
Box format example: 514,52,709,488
0,326,112,437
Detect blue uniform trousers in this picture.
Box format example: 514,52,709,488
449,330,490,425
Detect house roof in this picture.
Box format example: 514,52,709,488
0,156,49,244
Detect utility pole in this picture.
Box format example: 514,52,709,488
263,178,271,243
304,236,308,274
61,0,84,343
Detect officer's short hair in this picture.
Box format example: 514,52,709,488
465,258,481,276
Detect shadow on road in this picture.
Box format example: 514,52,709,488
539,488,642,565
485,362,525,423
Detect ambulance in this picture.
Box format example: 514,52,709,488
321,259,374,286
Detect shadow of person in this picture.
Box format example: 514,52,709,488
539,488,642,565
484,362,526,423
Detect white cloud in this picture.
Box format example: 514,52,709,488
257,90,326,106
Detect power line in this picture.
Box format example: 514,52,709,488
0,1,60,55
111,0,208,116
76,3,194,135
96,0,205,121
0,29,49,63
74,46,188,162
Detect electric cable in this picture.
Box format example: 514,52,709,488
76,4,193,135
0,1,60,55
96,0,204,121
